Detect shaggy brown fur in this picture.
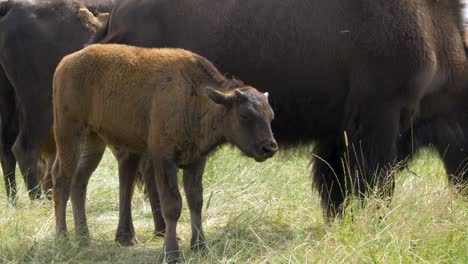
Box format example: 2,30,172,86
52,44,277,262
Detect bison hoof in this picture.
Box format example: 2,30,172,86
190,242,206,252
190,238,206,252
154,231,184,242
28,189,42,200
154,230,165,238
77,237,90,247
165,250,182,264
43,190,53,201
115,234,138,246
55,231,70,244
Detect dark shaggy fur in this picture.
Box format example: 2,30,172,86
399,113,468,193
0,0,113,201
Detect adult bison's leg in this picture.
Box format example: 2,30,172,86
141,157,166,236
0,122,17,203
0,69,18,203
183,157,207,251
345,103,400,204
115,151,139,246
312,139,350,219
153,156,181,264
439,148,468,195
11,108,51,199
71,133,106,244
53,121,81,239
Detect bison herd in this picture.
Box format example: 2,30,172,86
0,0,467,263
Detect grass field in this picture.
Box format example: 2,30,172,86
0,146,466,263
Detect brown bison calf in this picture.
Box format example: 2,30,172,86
52,44,277,263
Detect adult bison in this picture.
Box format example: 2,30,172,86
0,0,112,201
91,0,468,217
52,44,277,263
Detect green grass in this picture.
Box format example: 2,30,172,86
0,146,466,263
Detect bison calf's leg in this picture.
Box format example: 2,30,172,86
115,151,139,246
141,159,166,236
40,156,55,199
71,133,106,244
53,119,82,239
53,153,79,240
183,157,207,251
154,157,182,264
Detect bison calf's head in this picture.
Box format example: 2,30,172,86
207,86,278,161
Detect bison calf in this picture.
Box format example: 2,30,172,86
52,44,277,263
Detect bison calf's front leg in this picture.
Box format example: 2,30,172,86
154,157,182,264
183,158,207,251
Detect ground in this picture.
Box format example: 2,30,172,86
0,145,466,263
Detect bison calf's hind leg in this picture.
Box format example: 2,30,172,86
71,133,106,245
115,151,140,246
141,159,166,236
54,134,81,239
53,111,84,240
154,157,182,264
183,157,207,251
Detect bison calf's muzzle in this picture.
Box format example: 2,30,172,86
256,140,278,161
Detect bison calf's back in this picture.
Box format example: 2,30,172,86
52,44,277,263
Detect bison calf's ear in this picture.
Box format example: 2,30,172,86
206,87,234,106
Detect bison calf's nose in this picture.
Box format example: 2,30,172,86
260,141,278,157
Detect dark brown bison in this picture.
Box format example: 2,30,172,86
0,0,112,201
90,0,468,217
52,44,277,263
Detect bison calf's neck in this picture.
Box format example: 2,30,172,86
52,44,277,263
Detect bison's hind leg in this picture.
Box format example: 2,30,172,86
71,132,106,245
53,119,82,240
